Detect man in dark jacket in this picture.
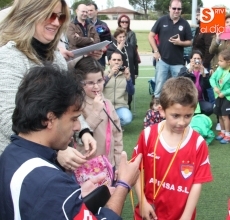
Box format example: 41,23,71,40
0,66,142,220
87,3,111,67
67,4,100,50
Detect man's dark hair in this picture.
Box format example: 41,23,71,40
12,65,85,134
87,2,98,10
107,51,122,61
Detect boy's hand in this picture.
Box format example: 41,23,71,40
139,200,157,220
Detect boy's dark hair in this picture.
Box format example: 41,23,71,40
219,49,230,61
160,77,198,110
12,65,85,134
74,56,104,79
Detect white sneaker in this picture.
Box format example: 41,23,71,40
216,123,221,131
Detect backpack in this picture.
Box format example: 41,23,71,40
148,77,155,95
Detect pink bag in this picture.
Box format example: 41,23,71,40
74,155,113,187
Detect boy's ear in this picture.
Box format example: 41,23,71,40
158,105,165,118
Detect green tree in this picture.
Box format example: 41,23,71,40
0,0,13,10
128,0,154,18
107,0,114,8
154,0,203,15
71,0,95,12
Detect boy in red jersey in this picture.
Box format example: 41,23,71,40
132,77,213,220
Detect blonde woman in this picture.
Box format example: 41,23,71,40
0,0,96,168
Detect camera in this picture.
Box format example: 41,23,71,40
119,66,125,72
194,58,200,65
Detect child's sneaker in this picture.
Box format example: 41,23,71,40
220,136,230,144
216,132,225,140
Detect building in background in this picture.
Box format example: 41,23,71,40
98,6,143,20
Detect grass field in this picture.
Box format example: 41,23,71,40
121,65,230,219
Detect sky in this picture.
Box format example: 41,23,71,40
66,0,229,10
66,0,134,10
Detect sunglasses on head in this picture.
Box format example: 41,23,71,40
120,21,129,24
49,13,66,24
172,7,182,11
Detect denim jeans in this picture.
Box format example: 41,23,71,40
116,107,132,126
154,59,184,97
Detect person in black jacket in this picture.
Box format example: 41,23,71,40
106,27,138,109
87,2,111,67
179,50,213,116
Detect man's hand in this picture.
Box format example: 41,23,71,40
169,34,181,45
57,147,87,170
81,173,115,197
117,151,142,187
111,65,120,75
153,52,161,61
124,67,131,80
81,133,97,158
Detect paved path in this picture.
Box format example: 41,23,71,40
139,54,153,66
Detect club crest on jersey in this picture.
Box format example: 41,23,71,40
181,161,194,179
179,25,184,31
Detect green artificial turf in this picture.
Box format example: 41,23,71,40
121,65,230,219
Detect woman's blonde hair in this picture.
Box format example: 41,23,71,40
0,0,70,63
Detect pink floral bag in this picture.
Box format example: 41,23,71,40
74,155,113,187
74,101,113,187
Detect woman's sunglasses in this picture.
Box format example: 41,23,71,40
48,13,66,24
120,21,129,24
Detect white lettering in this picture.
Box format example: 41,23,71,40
214,8,225,14
83,210,93,220
177,186,182,192
170,184,175,191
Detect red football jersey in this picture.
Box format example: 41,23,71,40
132,122,213,220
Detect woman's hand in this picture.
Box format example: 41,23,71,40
57,147,87,170
88,50,103,60
189,60,195,72
199,65,205,77
117,40,125,50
